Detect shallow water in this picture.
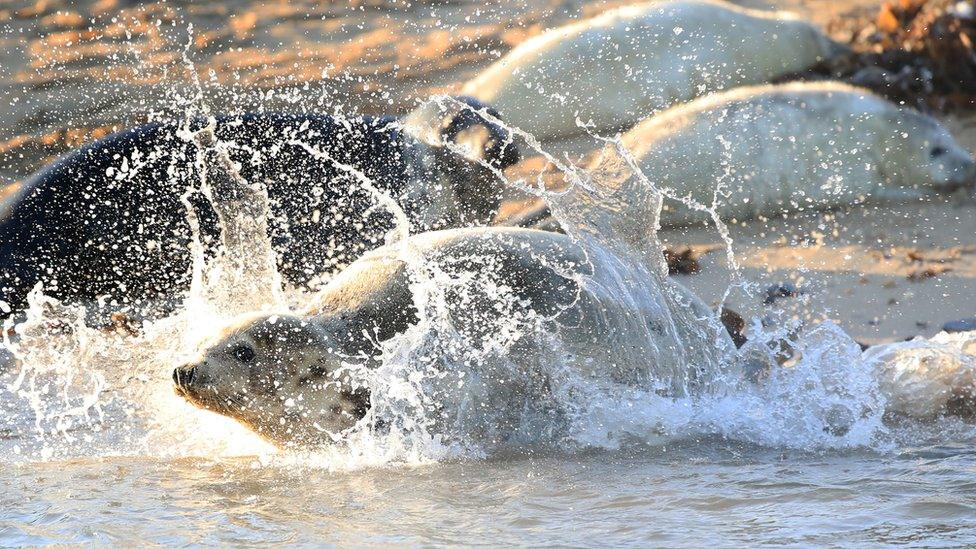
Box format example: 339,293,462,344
3,1,976,546
5,439,976,546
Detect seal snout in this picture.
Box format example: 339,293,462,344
173,364,197,392
444,96,520,170
959,157,976,188
944,156,976,192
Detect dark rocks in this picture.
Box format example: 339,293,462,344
763,283,804,305
907,266,952,281
664,247,701,275
720,307,748,348
779,0,976,112
943,317,976,333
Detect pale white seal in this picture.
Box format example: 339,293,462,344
617,82,976,225
462,0,847,139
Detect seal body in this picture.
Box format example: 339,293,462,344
462,0,846,139
173,227,731,446
618,82,976,225
0,102,519,316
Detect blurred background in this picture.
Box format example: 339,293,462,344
0,0,897,185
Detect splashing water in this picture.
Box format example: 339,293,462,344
2,82,976,472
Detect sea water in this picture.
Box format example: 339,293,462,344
2,32,976,549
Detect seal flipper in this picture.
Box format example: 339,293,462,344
303,255,419,357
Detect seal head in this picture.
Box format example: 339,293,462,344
882,109,976,192
173,313,370,445
402,96,521,228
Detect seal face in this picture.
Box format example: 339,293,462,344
877,109,976,193
173,313,371,444
0,102,519,318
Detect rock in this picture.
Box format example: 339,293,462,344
763,282,804,305
943,317,976,333
720,307,748,348
664,247,701,275
907,266,952,281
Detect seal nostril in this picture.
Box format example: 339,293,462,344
173,365,196,388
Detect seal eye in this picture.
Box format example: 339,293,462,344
931,146,947,159
232,344,256,363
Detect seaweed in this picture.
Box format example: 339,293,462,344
780,0,976,112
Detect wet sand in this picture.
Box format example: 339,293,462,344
663,198,976,345
0,0,973,344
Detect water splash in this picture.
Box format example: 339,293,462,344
3,73,976,470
